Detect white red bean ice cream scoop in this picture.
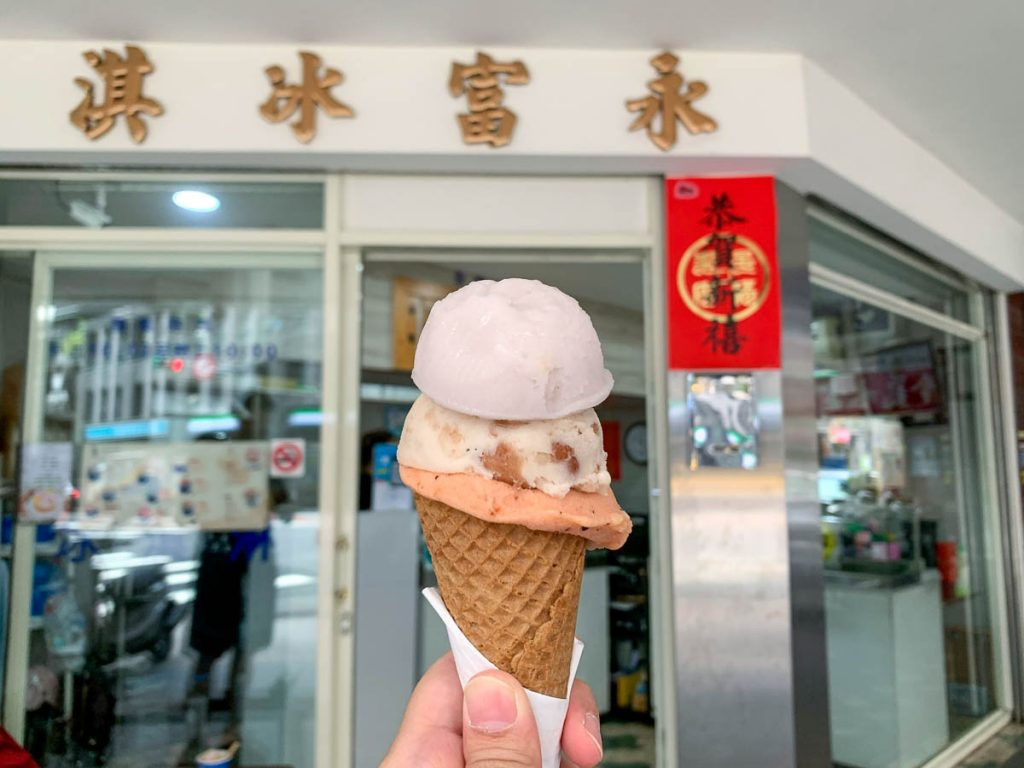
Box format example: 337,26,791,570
411,278,615,421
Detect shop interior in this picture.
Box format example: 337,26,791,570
1,253,325,767
354,256,656,766
809,220,997,768
0,248,659,767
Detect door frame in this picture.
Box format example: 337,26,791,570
808,258,1017,767
356,234,676,766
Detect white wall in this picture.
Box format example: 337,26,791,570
0,41,1019,289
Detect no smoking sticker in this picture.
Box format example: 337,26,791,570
270,438,306,478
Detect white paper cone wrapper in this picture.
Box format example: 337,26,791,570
423,587,584,768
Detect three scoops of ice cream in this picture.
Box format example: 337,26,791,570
397,278,632,698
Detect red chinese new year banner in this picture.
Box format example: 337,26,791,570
665,176,781,370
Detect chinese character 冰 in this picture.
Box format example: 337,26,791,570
259,51,354,144
627,51,716,152
70,45,164,144
450,52,530,148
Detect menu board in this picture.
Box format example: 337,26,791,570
79,441,270,531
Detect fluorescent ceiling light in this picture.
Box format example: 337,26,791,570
172,189,221,213
186,415,240,434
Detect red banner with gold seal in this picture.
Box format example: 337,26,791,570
665,176,781,370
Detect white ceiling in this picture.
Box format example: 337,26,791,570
3,1,1022,221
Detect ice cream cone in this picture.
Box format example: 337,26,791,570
416,493,585,697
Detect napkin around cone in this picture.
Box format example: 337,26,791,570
423,587,584,768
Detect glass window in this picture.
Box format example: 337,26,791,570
0,179,323,229
809,215,974,323
10,260,324,767
813,279,998,767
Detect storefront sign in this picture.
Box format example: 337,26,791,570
665,176,780,370
58,43,717,150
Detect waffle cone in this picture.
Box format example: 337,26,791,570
416,493,586,697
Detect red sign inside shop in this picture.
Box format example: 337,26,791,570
665,176,781,370
816,341,943,417
602,420,621,481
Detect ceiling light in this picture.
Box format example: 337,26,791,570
172,189,220,213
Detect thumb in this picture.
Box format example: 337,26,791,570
462,670,542,768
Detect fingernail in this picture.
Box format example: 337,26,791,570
584,712,603,758
465,675,518,733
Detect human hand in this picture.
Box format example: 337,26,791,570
381,653,604,768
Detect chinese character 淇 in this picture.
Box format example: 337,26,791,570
449,52,530,148
70,45,164,144
259,51,354,144
627,51,716,151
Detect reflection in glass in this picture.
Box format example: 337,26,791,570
687,374,758,470
813,282,995,768
18,266,322,767
0,179,323,229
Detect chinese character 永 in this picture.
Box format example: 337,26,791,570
259,51,354,144
70,45,164,144
449,52,530,148
627,51,716,151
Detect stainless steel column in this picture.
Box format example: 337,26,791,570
669,180,829,768
777,181,832,768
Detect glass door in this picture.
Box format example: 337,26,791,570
6,251,325,768
809,214,1008,767
352,253,659,767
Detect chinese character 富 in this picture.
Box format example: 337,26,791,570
449,52,530,148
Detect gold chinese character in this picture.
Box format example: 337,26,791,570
692,280,716,309
627,51,716,152
733,278,759,308
260,51,354,144
729,248,757,274
692,250,717,277
449,52,530,148
70,45,164,144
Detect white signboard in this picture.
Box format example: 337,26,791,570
80,441,270,530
